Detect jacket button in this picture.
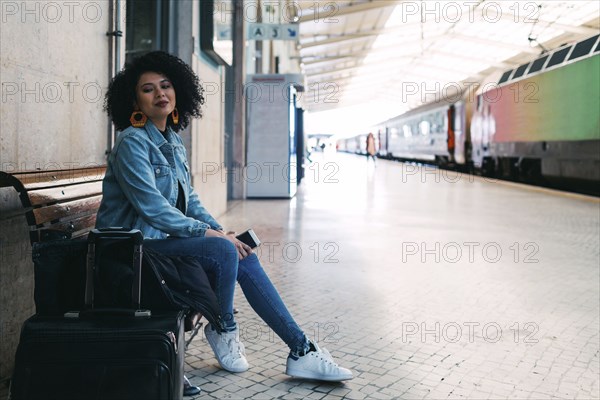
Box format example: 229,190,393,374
155,168,161,174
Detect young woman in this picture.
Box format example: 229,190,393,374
96,51,353,388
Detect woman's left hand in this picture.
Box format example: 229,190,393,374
224,231,253,260
205,229,253,260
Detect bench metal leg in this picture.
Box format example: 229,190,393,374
185,318,204,349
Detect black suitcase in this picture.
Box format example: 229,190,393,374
10,229,185,400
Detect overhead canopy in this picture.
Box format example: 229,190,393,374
296,0,600,114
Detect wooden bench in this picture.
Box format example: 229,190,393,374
0,166,105,244
0,166,203,341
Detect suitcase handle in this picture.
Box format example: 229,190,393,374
88,228,144,244
85,228,144,309
69,308,152,318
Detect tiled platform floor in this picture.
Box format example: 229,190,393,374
183,152,600,399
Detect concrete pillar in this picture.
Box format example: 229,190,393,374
172,0,194,154
231,0,247,199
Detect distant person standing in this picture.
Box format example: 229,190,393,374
366,132,377,165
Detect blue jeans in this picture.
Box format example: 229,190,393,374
145,237,310,354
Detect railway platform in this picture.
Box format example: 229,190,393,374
180,152,599,399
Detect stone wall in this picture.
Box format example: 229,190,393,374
0,0,109,383
0,1,230,384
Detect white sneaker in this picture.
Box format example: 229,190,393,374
285,342,353,381
204,324,249,373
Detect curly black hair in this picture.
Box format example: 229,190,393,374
104,51,204,132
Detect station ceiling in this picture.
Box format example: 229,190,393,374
296,0,600,113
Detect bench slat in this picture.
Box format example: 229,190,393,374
41,213,98,235
1,167,105,189
25,176,104,191
28,181,103,207
32,195,103,225
3,166,106,243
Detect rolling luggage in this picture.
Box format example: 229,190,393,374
10,229,185,400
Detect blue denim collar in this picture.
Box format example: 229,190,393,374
144,120,174,147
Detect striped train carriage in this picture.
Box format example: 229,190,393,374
371,94,473,166
472,33,600,182
341,91,474,168
339,33,600,188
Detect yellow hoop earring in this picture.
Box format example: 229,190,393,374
130,111,147,128
171,108,179,125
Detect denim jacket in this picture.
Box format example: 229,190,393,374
96,120,222,239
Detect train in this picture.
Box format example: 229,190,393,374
338,34,600,192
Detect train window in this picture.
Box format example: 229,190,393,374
498,70,513,84
512,63,530,79
402,125,411,138
419,121,430,136
413,122,420,135
435,113,443,133
568,34,599,61
595,39,600,53
527,55,548,74
546,47,571,68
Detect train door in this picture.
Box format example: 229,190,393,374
452,102,467,165
447,106,456,163
378,128,387,157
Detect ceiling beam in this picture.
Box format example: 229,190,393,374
307,66,454,87
301,37,438,62
307,63,371,79
450,33,540,54
495,12,599,36
300,33,375,49
299,21,424,49
306,65,484,99
329,79,478,103
297,0,401,24
302,41,422,62
305,76,482,111
302,86,442,114
299,7,598,50
304,46,437,79
309,75,483,98
301,31,537,71
302,43,519,71
303,54,360,66
303,96,410,114
303,84,427,110
306,55,484,82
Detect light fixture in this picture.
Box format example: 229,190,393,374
528,36,548,54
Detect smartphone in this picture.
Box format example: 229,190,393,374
236,229,261,249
